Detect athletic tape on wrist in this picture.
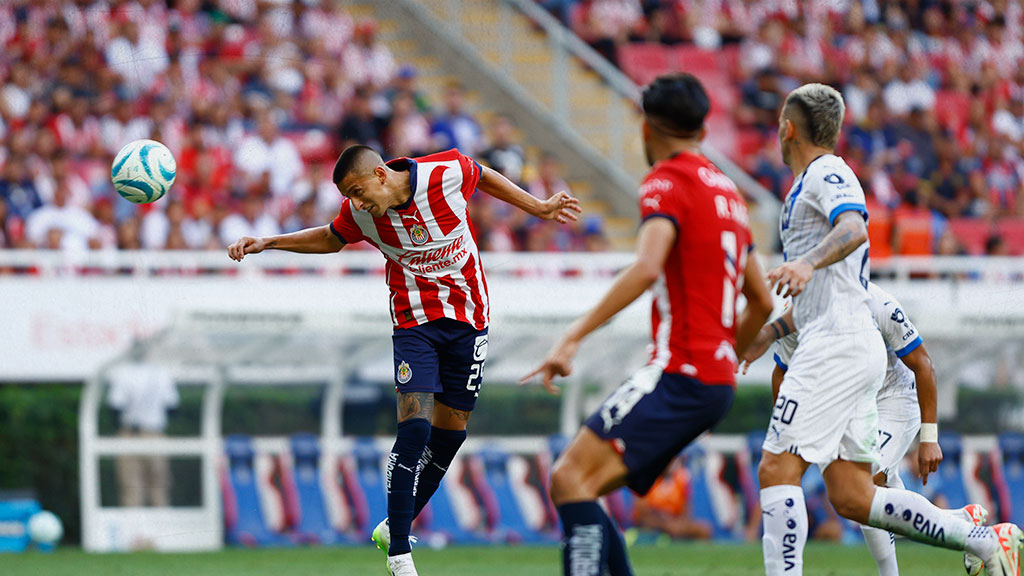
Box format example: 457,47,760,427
920,423,938,443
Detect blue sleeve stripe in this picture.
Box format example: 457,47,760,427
773,353,788,371
328,222,350,245
895,336,923,358
829,203,868,225
641,213,678,231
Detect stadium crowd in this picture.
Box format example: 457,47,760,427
0,0,607,253
546,0,1024,255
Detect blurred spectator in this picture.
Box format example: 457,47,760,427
570,0,643,65
736,68,783,132
431,83,484,155
385,65,431,115
104,17,169,98
25,185,99,252
283,195,319,234
233,112,304,205
527,152,569,201
481,114,526,185
986,233,1011,256
631,456,712,540
343,19,396,89
141,199,210,250
0,157,43,223
218,194,280,248
107,358,179,508
385,92,432,158
338,87,385,153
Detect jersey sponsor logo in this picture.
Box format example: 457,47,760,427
410,224,429,245
473,335,488,361
639,178,673,196
397,361,413,384
641,194,662,211
902,329,915,341
782,532,799,570
824,173,847,186
890,308,905,323
698,166,739,192
394,235,468,272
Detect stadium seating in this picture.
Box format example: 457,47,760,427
617,43,673,86
284,434,350,544
893,212,934,255
997,219,1024,254
417,456,489,545
221,435,293,547
472,450,557,543
344,439,389,540
996,433,1024,525
948,218,996,255
933,432,970,510
681,443,738,540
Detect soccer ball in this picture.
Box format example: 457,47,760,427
27,510,63,545
111,139,176,204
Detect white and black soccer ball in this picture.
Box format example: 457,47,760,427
111,139,176,204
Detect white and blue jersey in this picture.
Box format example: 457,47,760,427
773,282,922,402
867,283,921,401
779,154,873,338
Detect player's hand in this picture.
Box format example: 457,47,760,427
739,328,774,375
918,441,942,485
767,259,814,298
520,336,580,395
536,191,582,224
227,236,267,261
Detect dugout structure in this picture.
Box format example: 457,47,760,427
78,307,651,552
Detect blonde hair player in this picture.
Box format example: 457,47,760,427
756,83,1023,576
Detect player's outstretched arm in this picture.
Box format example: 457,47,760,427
767,211,868,297
900,342,942,484
734,252,775,360
227,225,345,261
521,217,675,394
476,165,581,223
740,307,795,375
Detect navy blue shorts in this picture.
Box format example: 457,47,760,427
392,318,488,412
583,366,734,495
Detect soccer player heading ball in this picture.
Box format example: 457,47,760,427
228,146,580,576
522,72,775,576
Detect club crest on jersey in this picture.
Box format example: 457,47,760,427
397,361,413,384
410,224,429,245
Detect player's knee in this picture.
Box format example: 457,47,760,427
827,487,870,523
549,458,592,505
758,453,800,487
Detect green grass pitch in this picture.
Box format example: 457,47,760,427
5,541,969,575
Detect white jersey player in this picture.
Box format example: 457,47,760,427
744,282,990,575
757,83,1020,576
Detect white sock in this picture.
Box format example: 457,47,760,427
761,485,807,576
861,524,899,576
867,487,972,549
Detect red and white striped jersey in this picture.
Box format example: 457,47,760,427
330,149,489,330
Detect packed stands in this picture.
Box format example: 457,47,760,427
0,0,606,254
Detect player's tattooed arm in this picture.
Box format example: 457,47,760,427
797,211,868,270
768,308,795,340
397,392,434,422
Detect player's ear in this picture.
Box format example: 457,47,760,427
374,165,387,184
697,125,707,142
642,120,650,140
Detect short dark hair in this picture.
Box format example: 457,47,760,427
332,145,381,185
642,73,709,137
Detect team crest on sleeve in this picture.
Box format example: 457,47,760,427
410,224,429,245
397,361,413,384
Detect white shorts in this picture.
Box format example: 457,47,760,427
876,394,921,487
762,329,887,470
